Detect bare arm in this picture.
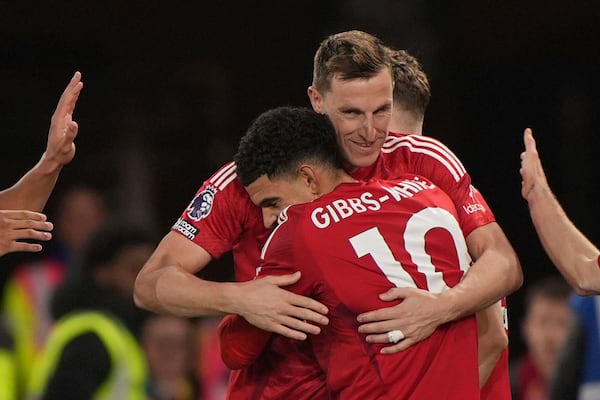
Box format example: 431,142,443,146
357,222,522,353
134,231,328,338
477,301,507,388
521,128,600,295
0,72,83,211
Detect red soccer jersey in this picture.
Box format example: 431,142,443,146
224,176,480,399
172,134,498,398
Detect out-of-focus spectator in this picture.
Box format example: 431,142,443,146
510,274,572,400
549,295,600,400
142,314,200,400
26,223,155,399
197,317,230,400
1,185,108,395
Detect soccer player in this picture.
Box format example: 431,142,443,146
521,128,600,294
221,105,480,398
134,30,521,397
387,48,510,397
387,49,430,136
0,71,83,256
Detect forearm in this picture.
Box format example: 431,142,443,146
0,154,62,211
134,265,245,317
527,184,600,295
476,302,507,388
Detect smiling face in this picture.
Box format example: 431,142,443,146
309,67,393,170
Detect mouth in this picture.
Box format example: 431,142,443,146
349,140,379,154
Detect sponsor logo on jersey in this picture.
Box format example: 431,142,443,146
186,186,217,221
462,185,486,215
173,217,199,240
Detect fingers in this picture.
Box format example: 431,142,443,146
380,338,416,354
52,72,83,121
268,271,302,287
6,241,44,254
523,128,536,152
377,286,413,301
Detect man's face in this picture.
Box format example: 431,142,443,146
522,296,572,379
245,174,315,228
309,68,393,170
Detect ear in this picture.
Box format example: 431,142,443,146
298,165,320,197
307,86,324,113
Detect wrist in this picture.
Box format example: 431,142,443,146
37,152,64,175
526,181,553,206
220,282,246,316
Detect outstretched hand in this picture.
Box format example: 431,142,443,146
44,71,83,167
520,128,547,200
0,210,53,256
357,287,446,354
237,271,329,340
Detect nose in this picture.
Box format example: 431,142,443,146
262,208,278,229
361,114,377,141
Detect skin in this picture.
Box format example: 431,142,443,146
522,296,572,382
309,69,521,356
135,67,522,350
521,128,600,294
0,72,83,256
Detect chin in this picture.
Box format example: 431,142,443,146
349,153,379,168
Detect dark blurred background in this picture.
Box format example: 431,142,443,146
1,0,599,361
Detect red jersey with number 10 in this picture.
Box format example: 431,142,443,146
253,176,479,399
172,132,496,399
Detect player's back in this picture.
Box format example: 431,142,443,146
260,175,479,399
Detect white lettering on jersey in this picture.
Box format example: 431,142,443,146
349,208,471,293
311,177,434,229
382,135,466,182
172,217,198,240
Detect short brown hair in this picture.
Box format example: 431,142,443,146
312,30,391,93
389,49,431,117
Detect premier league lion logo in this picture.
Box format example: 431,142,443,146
186,186,217,221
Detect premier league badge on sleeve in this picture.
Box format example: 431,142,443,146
187,186,217,221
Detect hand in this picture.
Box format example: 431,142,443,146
520,128,547,200
0,210,53,256
357,287,447,354
237,272,329,340
43,71,83,167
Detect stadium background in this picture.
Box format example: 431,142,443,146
1,0,599,361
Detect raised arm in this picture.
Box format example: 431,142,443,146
521,128,600,295
0,72,83,211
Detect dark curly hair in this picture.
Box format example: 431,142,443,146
234,106,344,187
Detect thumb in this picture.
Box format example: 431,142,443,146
379,287,413,301
270,271,301,287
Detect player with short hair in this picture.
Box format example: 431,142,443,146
134,30,522,398
221,105,480,398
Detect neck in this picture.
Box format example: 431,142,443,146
389,107,424,135
318,169,357,196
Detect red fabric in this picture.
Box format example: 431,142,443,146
237,177,480,399
515,354,546,400
175,134,498,398
352,132,496,237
